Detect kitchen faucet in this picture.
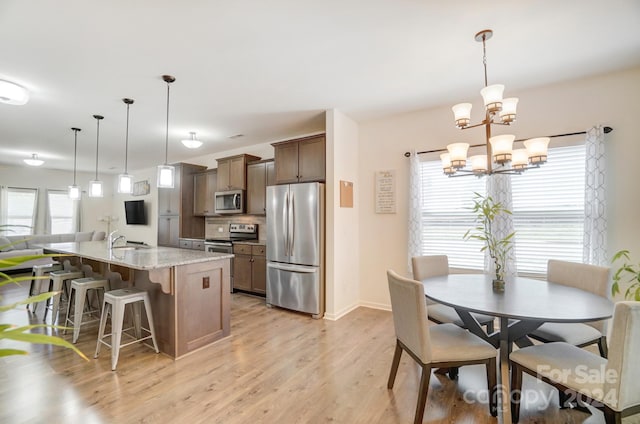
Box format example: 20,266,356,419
108,230,126,249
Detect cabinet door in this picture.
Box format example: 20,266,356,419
158,216,179,247
266,161,275,186
247,162,266,215
252,255,267,295
274,142,300,184
158,186,180,215
217,159,230,191
229,156,246,190
233,255,252,291
205,171,217,216
298,136,325,182
193,173,208,216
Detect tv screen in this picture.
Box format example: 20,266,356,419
124,200,146,225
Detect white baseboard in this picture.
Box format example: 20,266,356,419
323,302,360,321
358,300,391,312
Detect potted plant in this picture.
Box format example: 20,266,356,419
611,250,640,300
464,192,515,291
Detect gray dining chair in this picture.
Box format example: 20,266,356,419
386,270,497,423
528,259,610,357
510,301,640,423
412,255,495,333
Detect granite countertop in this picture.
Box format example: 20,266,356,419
38,241,233,271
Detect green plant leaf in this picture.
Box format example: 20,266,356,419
0,325,88,361
0,348,28,357
0,291,58,312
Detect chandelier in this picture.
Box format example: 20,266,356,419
441,29,549,176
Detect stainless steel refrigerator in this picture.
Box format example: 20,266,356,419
266,182,325,318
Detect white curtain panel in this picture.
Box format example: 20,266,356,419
407,150,423,275
583,125,607,266
486,173,518,280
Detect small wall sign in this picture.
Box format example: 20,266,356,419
375,170,396,214
133,180,150,196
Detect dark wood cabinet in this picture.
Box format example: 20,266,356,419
232,243,266,295
194,170,217,216
273,134,325,184
216,154,260,191
158,163,207,247
246,160,275,215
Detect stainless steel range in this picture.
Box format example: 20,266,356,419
205,223,258,291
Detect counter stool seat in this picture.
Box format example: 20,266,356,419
44,268,84,324
95,288,159,371
27,263,62,313
64,277,110,343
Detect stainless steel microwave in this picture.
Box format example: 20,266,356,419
214,190,245,214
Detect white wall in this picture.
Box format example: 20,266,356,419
357,66,640,308
0,166,114,235
325,110,360,320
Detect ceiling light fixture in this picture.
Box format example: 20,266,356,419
68,128,81,199
117,98,134,194
24,153,44,167
157,75,176,189
442,30,549,177
0,79,29,105
89,114,104,198
181,131,203,149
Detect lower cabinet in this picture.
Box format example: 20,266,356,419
232,243,266,295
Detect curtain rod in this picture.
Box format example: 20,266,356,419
403,126,613,157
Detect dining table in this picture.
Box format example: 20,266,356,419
420,273,614,424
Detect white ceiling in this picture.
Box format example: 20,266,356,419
1,0,639,174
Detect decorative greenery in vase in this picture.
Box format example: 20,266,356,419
611,250,640,301
464,192,515,291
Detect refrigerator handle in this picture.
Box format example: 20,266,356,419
283,190,290,256
289,190,295,255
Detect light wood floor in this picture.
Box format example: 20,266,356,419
1,280,637,424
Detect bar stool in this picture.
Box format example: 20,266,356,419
44,261,84,324
27,262,62,313
95,288,159,370
64,276,110,343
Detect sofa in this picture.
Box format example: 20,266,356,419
0,230,106,272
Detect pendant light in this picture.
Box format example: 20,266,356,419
157,75,176,189
89,114,104,197
68,127,81,199
117,98,134,194
181,132,203,149
24,153,44,166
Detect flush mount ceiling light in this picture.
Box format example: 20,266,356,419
157,75,176,189
0,79,29,105
442,29,549,177
24,153,44,167
89,114,104,198
117,98,134,194
68,128,81,199
181,132,203,149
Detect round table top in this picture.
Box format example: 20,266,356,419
421,274,613,322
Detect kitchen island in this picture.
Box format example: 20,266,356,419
39,241,233,359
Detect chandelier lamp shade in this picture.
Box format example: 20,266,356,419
117,98,134,194
443,29,550,176
157,75,176,189
0,79,29,105
181,131,203,149
24,153,44,167
68,128,81,199
89,114,104,198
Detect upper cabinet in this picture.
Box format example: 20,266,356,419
193,170,217,216
246,160,275,215
272,134,325,184
216,154,261,191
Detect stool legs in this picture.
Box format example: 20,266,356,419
144,295,160,354
110,301,126,371
94,299,109,359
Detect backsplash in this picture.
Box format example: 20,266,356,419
206,216,267,240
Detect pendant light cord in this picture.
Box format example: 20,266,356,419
72,128,80,185
94,117,100,180
165,81,170,165
125,102,130,173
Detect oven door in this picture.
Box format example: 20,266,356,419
214,190,244,214
205,242,234,292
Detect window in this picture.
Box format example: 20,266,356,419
0,187,38,235
46,190,80,234
420,144,586,276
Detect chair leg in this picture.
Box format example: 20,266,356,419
72,286,87,344
486,358,498,417
143,295,160,353
603,406,622,424
598,336,608,358
448,367,459,380
511,362,523,423
558,389,571,409
486,319,494,333
111,301,125,371
95,300,109,359
414,365,432,424
387,341,403,389
63,287,75,334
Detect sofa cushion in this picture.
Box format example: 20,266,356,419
75,231,94,242
91,231,105,241
6,235,28,250
0,236,13,252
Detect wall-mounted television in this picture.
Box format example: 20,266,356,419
124,200,146,225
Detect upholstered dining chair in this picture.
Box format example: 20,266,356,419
510,301,640,423
528,259,610,357
412,255,495,333
386,270,497,423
